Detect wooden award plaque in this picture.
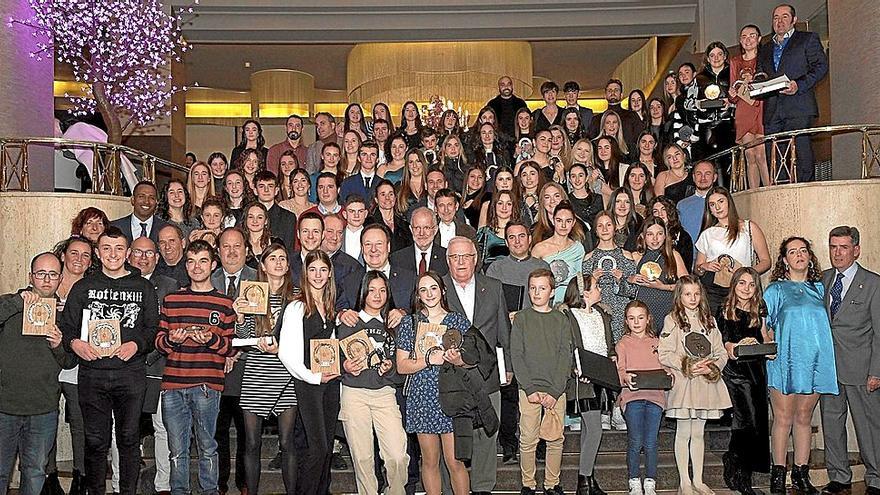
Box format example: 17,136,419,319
88,319,122,358
310,339,339,374
239,281,269,315
22,298,56,336
340,330,374,361
414,322,446,361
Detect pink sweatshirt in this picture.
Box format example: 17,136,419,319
615,334,667,412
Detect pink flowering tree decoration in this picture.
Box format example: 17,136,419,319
9,0,197,144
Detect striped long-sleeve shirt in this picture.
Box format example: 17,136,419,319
156,288,237,391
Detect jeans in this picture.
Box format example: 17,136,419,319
78,365,146,495
163,385,222,495
0,410,58,495
624,400,664,479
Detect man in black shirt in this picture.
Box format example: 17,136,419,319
254,170,297,250
487,75,528,138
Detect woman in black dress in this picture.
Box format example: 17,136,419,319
716,267,771,495
647,196,695,270
278,250,340,495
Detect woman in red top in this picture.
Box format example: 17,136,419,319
729,24,770,189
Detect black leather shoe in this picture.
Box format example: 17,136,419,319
576,475,589,495
791,464,818,495
520,488,536,495
723,452,738,490
41,471,64,495
588,475,606,495
770,465,787,494
544,485,565,495
820,482,851,495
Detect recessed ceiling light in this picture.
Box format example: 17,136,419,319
244,61,251,68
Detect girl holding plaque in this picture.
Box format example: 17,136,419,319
626,217,689,329
235,242,298,495
717,267,771,495
647,196,694,272
658,276,732,495
764,238,837,495
395,272,471,495
277,251,340,495
694,187,771,313
337,271,409,495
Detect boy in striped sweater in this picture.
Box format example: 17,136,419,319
155,240,237,495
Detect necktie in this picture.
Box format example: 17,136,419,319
226,275,237,296
139,222,148,238
830,272,844,317
487,151,495,166
364,176,371,189
419,252,427,276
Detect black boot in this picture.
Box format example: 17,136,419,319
723,452,738,490
791,464,818,495
588,474,606,495
41,471,64,495
576,475,589,495
770,465,788,494
736,468,759,495
69,469,84,495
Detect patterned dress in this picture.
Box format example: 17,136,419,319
238,294,297,417
629,248,676,329
397,311,471,434
542,240,586,304
583,247,637,342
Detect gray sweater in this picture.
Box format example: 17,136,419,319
485,256,550,310
510,307,572,398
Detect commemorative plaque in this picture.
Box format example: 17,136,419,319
310,338,339,374
414,322,446,361
88,319,121,358
239,281,269,315
22,298,56,336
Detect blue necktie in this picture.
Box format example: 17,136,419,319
830,272,844,317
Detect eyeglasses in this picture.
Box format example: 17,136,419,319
32,271,61,280
447,253,476,263
131,249,157,258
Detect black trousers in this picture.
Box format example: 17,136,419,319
499,378,520,455
78,366,145,495
216,395,247,492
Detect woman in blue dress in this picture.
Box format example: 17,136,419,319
531,200,586,304
396,271,472,495
764,237,838,495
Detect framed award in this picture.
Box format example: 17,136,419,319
310,338,339,374
22,298,56,336
414,322,446,361
639,262,663,281
88,319,121,358
340,330,374,361
239,281,269,315
684,332,712,359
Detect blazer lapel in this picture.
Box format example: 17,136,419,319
822,270,833,312
473,275,490,325
443,275,465,315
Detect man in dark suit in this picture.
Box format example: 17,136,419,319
127,236,179,495
434,189,476,249
588,79,641,149
110,180,169,243
820,226,880,495
442,236,511,495
289,212,360,309
757,4,828,182
209,227,254,495
563,81,594,136
322,214,365,285
340,141,381,203
391,207,448,277
254,170,297,250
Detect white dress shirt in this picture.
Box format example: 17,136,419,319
415,244,433,273
452,276,476,322
834,262,860,302
438,221,456,248
131,215,154,238
344,226,363,260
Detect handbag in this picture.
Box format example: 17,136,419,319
539,407,564,441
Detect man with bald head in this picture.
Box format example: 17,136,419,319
0,252,76,495
442,236,511,495
487,75,528,137
391,207,448,277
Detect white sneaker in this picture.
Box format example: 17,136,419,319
612,406,628,430
629,478,644,495
601,413,611,430
644,478,657,495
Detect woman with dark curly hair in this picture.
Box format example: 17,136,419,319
70,207,110,243
158,179,197,238
764,237,838,495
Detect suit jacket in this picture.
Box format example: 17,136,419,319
390,242,449,276
266,203,297,251
756,30,828,120
822,265,880,385
110,214,169,244
209,265,256,396
453,219,477,239
340,172,380,203
338,264,415,313
442,273,511,393
570,106,594,136
289,250,362,310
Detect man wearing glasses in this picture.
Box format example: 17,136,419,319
60,226,159,495
0,252,77,495
442,237,511,495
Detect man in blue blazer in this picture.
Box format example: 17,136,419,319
756,4,828,182
340,141,380,203
110,180,169,244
